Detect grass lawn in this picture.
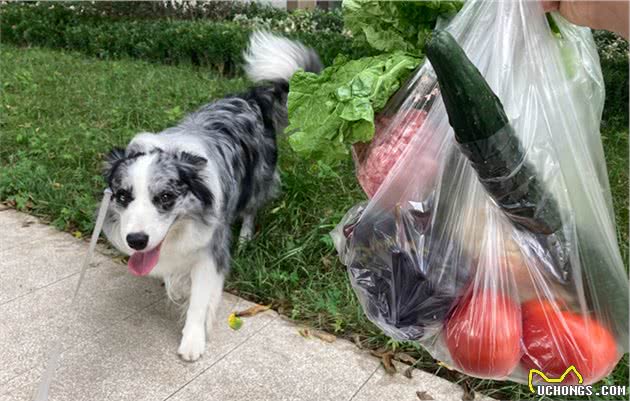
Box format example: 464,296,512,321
1,44,628,400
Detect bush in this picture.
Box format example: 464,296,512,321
232,8,344,34
0,1,290,22
0,2,370,73
594,30,629,129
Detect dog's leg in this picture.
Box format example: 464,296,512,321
177,255,224,361
238,213,255,243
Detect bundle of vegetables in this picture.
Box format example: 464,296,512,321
330,0,628,386
286,0,461,168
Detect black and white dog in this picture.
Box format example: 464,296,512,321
102,32,321,361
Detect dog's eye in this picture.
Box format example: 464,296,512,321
159,191,175,203
115,189,131,205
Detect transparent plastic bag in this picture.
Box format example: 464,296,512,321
333,0,628,384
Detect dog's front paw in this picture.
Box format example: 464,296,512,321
177,325,206,362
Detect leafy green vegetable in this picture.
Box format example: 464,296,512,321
287,52,420,165
343,0,462,53
286,0,460,166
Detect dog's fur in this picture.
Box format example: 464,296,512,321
102,32,321,361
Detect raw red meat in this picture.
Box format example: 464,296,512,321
354,109,436,197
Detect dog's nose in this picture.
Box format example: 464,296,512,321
126,232,149,251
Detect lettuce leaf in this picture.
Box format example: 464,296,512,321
287,52,420,165
343,0,462,53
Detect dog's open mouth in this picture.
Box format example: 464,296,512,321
128,242,163,276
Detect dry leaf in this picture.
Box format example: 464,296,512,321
461,381,475,401
381,352,396,375
352,334,363,349
298,328,310,338
395,352,416,364
370,347,388,358
437,360,455,370
235,304,270,317
72,231,83,239
403,366,413,379
21,221,34,227
312,330,336,343
416,391,434,400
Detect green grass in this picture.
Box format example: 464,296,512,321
1,44,628,400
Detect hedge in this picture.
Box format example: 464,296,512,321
4,1,294,23
594,30,629,129
0,2,364,74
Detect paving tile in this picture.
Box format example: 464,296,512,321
166,318,380,401
1,293,276,401
0,212,61,253
0,211,112,304
0,260,162,385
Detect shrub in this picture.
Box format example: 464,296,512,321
0,1,290,22
594,30,629,129
0,2,369,73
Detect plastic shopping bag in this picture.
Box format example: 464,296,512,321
332,0,628,384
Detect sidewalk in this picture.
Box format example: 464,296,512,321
0,209,492,401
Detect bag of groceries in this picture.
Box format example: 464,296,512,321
332,0,628,384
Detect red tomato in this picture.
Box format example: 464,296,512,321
521,300,619,384
520,298,565,321
445,291,522,378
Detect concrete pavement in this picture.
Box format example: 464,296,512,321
0,209,491,401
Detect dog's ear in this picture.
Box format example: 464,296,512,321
175,152,213,207
103,148,126,186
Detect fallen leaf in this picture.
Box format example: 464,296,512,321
416,391,434,400
437,360,455,370
352,334,363,349
235,304,270,317
403,366,413,379
370,347,388,358
312,330,336,343
72,231,83,239
21,221,34,227
461,381,475,401
395,352,416,365
298,328,310,338
381,352,396,375
227,313,243,330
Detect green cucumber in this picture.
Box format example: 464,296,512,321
426,30,562,236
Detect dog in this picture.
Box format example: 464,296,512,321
101,31,321,361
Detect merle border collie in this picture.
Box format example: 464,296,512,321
102,32,321,361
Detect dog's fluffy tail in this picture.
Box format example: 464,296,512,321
243,31,322,83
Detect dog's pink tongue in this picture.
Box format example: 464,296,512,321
128,245,161,276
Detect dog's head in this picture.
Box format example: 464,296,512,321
102,146,214,276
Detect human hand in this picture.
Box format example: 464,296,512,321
541,1,629,40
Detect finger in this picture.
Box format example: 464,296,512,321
540,0,560,12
